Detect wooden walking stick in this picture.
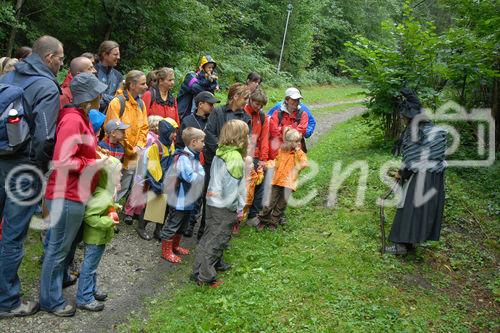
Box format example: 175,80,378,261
379,181,399,254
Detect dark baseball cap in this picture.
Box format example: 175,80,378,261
105,119,130,134
194,91,220,105
70,72,108,105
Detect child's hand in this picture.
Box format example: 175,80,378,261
109,211,119,225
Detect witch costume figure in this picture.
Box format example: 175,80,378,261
385,88,448,255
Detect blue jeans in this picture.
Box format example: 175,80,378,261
76,244,105,306
0,161,42,311
39,198,85,311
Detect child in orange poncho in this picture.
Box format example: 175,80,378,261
257,128,308,230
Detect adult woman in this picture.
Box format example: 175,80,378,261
385,88,447,255
95,40,122,112
142,67,180,126
41,73,108,316
105,70,149,202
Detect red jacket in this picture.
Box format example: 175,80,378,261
45,107,99,203
60,72,73,107
142,89,180,126
268,108,308,160
244,104,269,161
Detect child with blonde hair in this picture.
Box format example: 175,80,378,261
192,119,248,287
258,127,308,230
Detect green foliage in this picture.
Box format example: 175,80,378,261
342,0,500,140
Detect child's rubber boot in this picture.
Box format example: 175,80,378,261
231,222,240,235
161,239,182,263
172,234,190,255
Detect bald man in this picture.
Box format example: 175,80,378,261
60,56,96,107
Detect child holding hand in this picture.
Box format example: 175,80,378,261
76,156,122,312
258,128,308,230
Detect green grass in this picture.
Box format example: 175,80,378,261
19,229,43,297
122,117,499,332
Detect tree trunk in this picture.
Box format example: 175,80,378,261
6,0,25,57
384,109,401,140
492,76,500,151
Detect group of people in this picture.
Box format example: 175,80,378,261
0,35,314,318
0,34,448,320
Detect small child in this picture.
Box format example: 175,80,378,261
257,127,308,230
192,119,248,288
98,118,129,162
76,156,122,312
160,127,206,263
122,116,175,231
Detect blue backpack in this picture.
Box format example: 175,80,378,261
0,73,42,155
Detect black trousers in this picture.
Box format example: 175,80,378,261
160,208,192,240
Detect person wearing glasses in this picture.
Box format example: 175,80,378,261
0,35,64,318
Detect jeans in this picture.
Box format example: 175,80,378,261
39,198,85,311
76,244,105,305
0,160,42,311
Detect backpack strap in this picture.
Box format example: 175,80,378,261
117,95,126,118
118,92,145,118
2,72,47,90
277,108,303,126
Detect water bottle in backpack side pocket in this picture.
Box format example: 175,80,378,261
6,108,30,146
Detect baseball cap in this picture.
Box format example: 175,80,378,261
284,87,303,100
71,72,108,105
105,119,130,134
194,91,220,105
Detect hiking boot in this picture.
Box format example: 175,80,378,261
196,279,224,288
279,216,288,225
214,259,232,272
77,300,104,312
47,303,76,317
123,215,133,225
161,239,182,263
93,290,108,302
231,223,240,235
136,220,151,240
172,234,190,255
384,243,408,255
0,300,39,318
256,223,266,231
62,273,78,289
246,216,259,227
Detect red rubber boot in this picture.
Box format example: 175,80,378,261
172,234,190,255
161,239,182,263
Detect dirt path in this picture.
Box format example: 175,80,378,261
0,104,366,333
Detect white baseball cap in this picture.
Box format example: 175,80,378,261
284,87,303,100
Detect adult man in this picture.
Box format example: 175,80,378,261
60,56,96,107
268,87,309,160
268,87,316,144
95,40,122,112
0,35,63,318
179,91,220,238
